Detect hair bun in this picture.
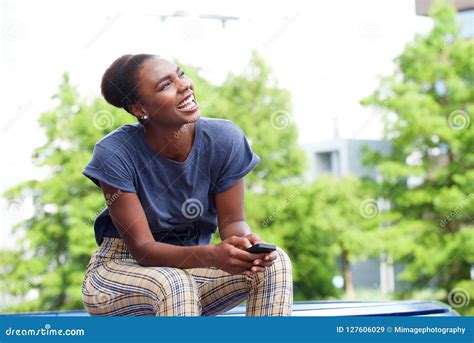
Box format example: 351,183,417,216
100,54,134,110
100,54,157,115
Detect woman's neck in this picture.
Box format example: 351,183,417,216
143,122,196,163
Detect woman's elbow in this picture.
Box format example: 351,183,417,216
136,258,153,267
129,241,156,267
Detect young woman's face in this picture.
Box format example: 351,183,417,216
134,57,201,127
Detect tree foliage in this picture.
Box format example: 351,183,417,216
361,0,473,313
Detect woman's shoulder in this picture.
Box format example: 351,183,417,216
200,117,238,129
200,117,245,144
95,123,142,151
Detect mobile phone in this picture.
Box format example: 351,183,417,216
247,243,276,254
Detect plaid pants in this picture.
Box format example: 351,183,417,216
82,237,293,316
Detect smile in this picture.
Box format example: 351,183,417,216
176,93,198,112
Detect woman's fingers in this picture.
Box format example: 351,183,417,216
228,236,252,250
229,257,254,270
244,233,262,245
231,257,265,273
231,247,267,262
253,259,272,268
263,251,278,262
228,246,277,274
250,265,265,273
253,251,277,266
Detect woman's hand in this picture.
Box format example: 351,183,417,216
211,236,268,276
244,233,279,272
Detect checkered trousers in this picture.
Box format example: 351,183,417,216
82,237,293,316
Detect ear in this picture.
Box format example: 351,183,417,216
129,103,148,118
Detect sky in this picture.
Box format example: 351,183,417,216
0,0,433,247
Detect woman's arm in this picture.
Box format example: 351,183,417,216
100,179,268,274
99,181,213,268
215,179,252,240
215,179,278,273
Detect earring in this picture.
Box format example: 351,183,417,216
141,115,148,120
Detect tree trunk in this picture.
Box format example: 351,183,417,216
341,248,354,297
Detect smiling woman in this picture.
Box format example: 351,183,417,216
80,54,294,316
100,54,200,126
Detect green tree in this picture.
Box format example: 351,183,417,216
269,176,379,300
1,53,307,312
1,74,135,312
361,0,474,314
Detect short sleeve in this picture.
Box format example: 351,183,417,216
82,144,137,193
214,123,261,193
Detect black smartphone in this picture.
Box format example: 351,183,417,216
247,243,277,254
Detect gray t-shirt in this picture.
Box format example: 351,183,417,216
83,117,260,246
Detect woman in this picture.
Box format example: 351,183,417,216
81,54,293,316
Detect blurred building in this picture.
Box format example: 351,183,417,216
304,139,390,183
416,0,474,38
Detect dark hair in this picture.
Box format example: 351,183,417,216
101,54,157,115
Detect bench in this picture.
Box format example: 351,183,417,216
1,300,459,316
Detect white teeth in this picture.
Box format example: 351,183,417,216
177,94,194,108
180,101,195,111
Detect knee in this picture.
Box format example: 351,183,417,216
254,247,292,280
158,268,200,298
271,247,293,275
152,268,201,316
